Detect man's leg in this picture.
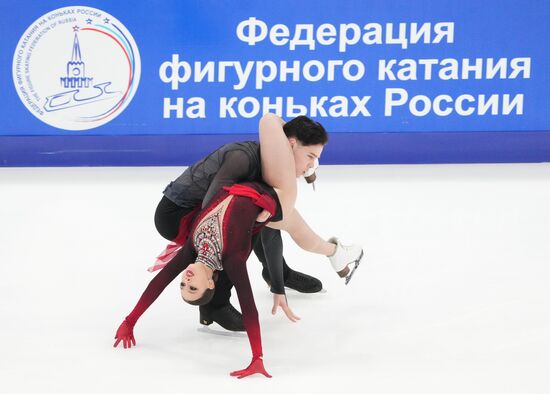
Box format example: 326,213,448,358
253,228,323,293
154,196,193,241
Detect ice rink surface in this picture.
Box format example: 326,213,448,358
1,164,549,393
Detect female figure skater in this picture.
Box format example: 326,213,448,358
115,181,283,378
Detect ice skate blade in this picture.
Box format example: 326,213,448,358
345,250,364,285
197,326,247,338
285,287,327,294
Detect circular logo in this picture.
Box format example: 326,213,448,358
12,6,141,131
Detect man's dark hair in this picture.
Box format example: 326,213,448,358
283,116,329,146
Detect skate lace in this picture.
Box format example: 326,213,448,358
296,273,308,282
225,304,242,319
289,270,309,283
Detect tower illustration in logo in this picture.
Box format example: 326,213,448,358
44,26,122,114
61,33,93,89
13,7,141,131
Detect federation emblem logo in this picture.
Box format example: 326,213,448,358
12,6,141,130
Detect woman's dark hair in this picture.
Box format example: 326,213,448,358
283,116,329,146
184,271,218,306
185,287,215,306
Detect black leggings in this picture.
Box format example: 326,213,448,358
154,196,194,241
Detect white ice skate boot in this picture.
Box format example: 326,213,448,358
328,237,364,285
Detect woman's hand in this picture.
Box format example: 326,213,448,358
272,294,301,322
230,356,272,379
113,319,136,349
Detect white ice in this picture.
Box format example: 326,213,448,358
1,164,549,393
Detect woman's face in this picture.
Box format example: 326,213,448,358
289,139,323,178
180,263,214,303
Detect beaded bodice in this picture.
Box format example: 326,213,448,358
192,196,233,271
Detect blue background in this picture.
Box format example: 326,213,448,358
1,0,549,165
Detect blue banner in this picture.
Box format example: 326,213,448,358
0,0,549,165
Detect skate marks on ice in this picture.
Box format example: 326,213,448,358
197,326,247,338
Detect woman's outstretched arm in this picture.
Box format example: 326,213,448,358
114,239,196,348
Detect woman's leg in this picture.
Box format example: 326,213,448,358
258,113,297,217
275,209,336,256
269,209,363,279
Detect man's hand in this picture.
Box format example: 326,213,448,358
272,294,300,322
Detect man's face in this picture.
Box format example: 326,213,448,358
289,138,323,178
